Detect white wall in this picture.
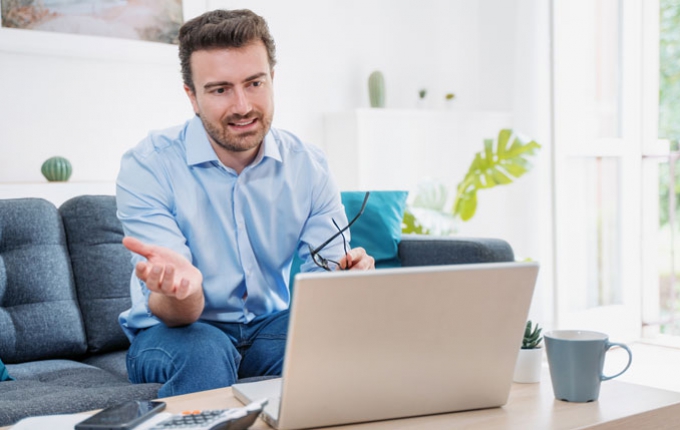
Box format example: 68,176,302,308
0,0,521,183
0,29,192,182
0,0,554,322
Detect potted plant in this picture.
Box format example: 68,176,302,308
417,88,428,108
402,129,541,235
513,320,543,383
444,92,455,109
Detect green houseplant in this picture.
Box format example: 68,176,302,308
522,320,543,350
402,129,541,235
513,320,543,383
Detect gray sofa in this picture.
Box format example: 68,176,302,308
0,195,514,426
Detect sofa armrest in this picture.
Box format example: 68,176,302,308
397,234,514,267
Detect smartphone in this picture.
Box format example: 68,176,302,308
74,400,166,430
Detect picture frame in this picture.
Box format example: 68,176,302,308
0,1,206,64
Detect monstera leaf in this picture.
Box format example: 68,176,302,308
402,180,456,235
452,129,541,221
402,209,428,234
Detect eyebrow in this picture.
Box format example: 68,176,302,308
203,72,268,90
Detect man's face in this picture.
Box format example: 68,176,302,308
185,41,274,154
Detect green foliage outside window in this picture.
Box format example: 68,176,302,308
659,0,680,227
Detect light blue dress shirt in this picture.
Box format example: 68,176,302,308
116,116,349,340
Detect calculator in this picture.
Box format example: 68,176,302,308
149,399,267,430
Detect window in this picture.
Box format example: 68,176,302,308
553,0,643,339
642,0,680,337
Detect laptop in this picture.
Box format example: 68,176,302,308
233,261,539,429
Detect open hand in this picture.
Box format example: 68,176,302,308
123,237,203,300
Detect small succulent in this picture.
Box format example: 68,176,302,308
522,320,543,349
419,89,427,99
445,92,455,101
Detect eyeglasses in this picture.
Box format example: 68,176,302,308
308,192,370,271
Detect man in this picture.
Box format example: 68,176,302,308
116,9,374,398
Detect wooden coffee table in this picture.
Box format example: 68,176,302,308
3,370,680,429
155,369,680,429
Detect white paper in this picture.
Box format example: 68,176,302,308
10,412,172,430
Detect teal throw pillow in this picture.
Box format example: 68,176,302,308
0,358,14,382
341,190,408,269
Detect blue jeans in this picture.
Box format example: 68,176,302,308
126,310,289,398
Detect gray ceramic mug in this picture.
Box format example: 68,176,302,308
544,330,632,403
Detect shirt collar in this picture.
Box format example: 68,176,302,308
185,116,218,166
185,116,283,167
259,130,283,163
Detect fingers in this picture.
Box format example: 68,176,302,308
159,264,176,294
175,278,192,300
134,261,149,281
123,236,154,258
135,261,167,293
337,252,352,270
340,247,375,271
136,261,188,298
127,237,201,301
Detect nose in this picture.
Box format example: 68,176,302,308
232,87,252,116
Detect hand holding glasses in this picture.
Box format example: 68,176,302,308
308,192,370,271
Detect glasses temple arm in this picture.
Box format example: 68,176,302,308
309,191,371,255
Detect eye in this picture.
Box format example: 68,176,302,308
251,81,263,87
215,88,225,94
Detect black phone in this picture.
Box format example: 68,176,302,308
74,400,166,430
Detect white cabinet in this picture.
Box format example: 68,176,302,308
0,182,116,207
323,109,513,192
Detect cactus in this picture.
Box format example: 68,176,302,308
522,320,543,349
41,156,72,182
368,71,385,108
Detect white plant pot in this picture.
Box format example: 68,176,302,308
513,348,543,383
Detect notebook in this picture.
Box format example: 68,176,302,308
233,261,539,429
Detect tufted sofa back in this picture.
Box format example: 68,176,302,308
0,198,88,363
59,195,132,354
0,196,134,363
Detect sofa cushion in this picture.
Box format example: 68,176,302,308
82,350,129,380
60,196,133,354
1,360,160,427
0,198,87,363
398,235,515,267
341,191,408,268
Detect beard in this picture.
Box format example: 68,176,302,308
199,110,273,153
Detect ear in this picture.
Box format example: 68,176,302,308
184,84,200,115
270,68,275,81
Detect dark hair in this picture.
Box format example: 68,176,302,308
179,9,277,93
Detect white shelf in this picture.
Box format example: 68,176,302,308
0,181,116,207
323,108,513,192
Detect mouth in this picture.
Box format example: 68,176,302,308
227,117,258,131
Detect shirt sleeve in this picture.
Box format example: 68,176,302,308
116,144,192,260
116,140,193,336
294,145,350,273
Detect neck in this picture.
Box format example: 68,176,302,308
211,143,261,175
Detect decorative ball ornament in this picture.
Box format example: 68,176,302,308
41,156,72,182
